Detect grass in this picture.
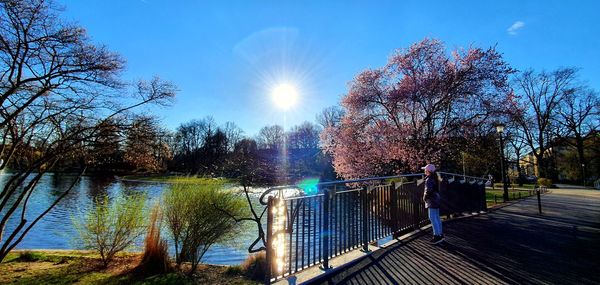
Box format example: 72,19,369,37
0,250,259,285
121,175,235,184
485,188,537,206
491,183,537,190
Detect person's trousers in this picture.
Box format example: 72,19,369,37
428,208,443,236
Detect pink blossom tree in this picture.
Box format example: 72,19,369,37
321,39,514,179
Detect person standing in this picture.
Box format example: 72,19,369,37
422,164,444,244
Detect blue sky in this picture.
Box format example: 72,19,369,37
60,0,600,136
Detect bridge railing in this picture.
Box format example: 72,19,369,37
261,172,487,283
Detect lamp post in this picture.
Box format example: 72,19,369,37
496,123,509,202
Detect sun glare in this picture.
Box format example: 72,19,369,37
272,83,298,110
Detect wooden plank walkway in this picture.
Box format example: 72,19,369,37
304,189,600,285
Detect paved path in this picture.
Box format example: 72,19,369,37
555,183,597,190
305,189,600,285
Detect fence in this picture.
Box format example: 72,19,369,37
489,185,550,205
260,172,487,283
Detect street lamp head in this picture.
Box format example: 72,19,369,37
496,123,505,134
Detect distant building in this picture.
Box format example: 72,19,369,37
519,131,599,183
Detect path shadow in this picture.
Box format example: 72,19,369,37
306,193,600,285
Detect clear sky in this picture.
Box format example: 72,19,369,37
59,0,600,136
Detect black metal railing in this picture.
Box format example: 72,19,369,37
261,172,487,283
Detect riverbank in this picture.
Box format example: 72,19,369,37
120,174,236,184
0,250,259,285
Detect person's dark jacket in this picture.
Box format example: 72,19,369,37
423,173,441,209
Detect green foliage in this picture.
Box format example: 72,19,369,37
163,180,245,275
14,251,66,263
73,194,147,267
123,175,233,184
537,178,553,187
16,251,47,262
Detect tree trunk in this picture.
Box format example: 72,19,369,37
516,149,523,186
576,135,586,185
535,152,546,179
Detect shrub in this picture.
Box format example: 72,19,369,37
241,252,267,281
17,251,46,262
138,203,171,274
163,180,245,275
537,178,553,187
224,265,244,276
73,194,147,267
15,251,66,263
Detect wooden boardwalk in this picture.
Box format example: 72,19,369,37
304,189,600,285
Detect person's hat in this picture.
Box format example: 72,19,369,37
421,164,436,172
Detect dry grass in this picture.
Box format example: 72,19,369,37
241,252,267,281
137,203,172,275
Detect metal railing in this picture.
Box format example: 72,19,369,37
262,172,488,283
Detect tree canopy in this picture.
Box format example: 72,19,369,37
321,39,514,179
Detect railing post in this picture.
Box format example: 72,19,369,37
480,182,487,212
361,185,370,252
413,182,420,230
390,181,398,234
265,196,274,285
536,186,542,214
320,187,331,270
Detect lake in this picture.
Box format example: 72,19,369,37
1,173,266,265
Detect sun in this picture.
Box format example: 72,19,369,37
272,83,298,110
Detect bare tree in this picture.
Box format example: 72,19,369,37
222,121,244,152
511,68,578,178
556,86,599,183
171,116,225,173
505,125,531,185
0,0,175,261
256,125,284,150
316,105,344,128
287,121,321,149
123,116,169,172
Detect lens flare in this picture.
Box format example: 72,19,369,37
272,198,287,273
298,178,320,195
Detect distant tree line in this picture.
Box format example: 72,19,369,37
78,115,336,184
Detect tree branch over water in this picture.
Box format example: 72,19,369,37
0,0,177,262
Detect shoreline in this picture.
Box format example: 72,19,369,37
7,249,238,267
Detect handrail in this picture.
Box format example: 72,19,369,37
263,171,490,283
438,171,488,181
259,172,487,205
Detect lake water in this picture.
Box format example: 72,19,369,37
1,173,266,265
